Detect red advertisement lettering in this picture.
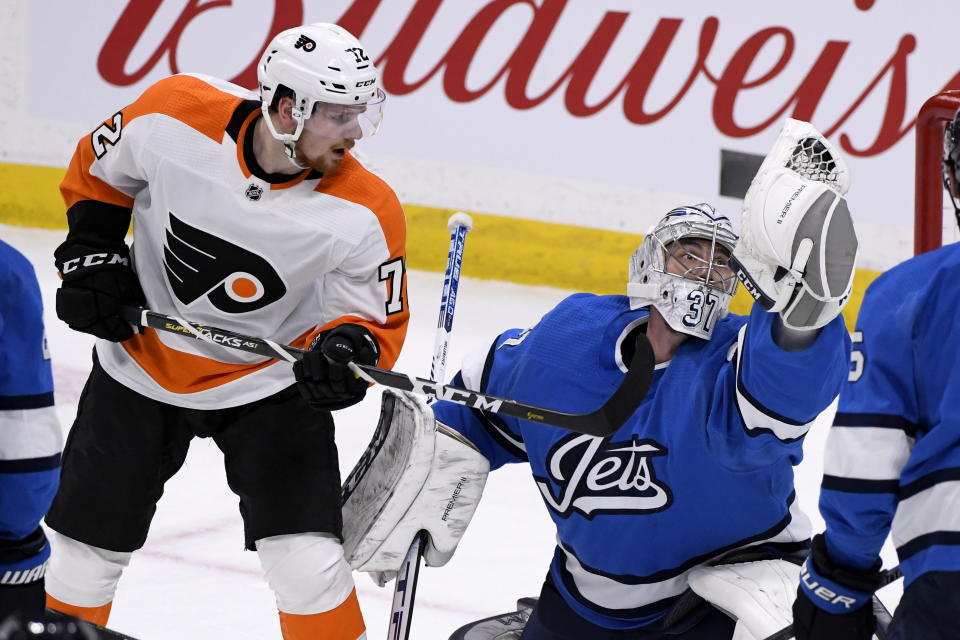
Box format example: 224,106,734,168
97,0,960,157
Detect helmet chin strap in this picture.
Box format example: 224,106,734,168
260,103,310,170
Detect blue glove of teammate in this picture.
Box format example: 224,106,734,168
294,324,379,411
792,534,882,640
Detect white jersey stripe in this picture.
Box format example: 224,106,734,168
892,480,960,548
733,324,815,442
824,426,913,481
559,542,688,611
557,492,811,614
0,406,63,459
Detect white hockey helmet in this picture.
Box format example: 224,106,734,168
627,204,739,340
257,23,385,163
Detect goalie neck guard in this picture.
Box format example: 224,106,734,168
627,205,739,341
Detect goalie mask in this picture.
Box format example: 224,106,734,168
628,205,739,340
258,22,385,168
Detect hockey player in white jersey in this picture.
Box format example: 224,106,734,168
0,240,62,624
44,23,408,640
337,120,858,639
792,109,960,639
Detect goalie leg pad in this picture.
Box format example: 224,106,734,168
44,529,131,608
687,559,800,640
256,532,355,615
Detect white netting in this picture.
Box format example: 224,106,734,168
785,137,843,188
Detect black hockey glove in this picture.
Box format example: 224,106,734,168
793,534,883,640
54,242,145,342
294,323,380,411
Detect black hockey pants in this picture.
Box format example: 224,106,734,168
887,571,960,640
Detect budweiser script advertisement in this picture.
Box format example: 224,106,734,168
25,0,960,232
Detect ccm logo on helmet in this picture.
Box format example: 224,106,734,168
294,34,316,51
356,79,375,87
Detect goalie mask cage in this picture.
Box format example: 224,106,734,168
915,90,960,255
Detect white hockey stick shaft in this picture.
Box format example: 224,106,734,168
386,213,473,640
430,212,473,384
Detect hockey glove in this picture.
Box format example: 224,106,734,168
730,119,858,331
54,242,145,342
0,527,51,621
294,323,380,411
792,534,883,640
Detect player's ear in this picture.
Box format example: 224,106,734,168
276,96,297,132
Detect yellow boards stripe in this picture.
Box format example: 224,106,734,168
0,162,877,329
0,162,70,229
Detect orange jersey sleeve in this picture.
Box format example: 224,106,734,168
309,153,409,371
59,75,245,241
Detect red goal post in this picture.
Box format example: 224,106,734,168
915,90,960,255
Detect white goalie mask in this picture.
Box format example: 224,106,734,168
257,22,385,167
627,205,739,340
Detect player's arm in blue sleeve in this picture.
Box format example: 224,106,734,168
708,303,850,469
432,329,530,470
817,284,920,571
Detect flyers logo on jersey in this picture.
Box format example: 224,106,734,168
163,213,286,313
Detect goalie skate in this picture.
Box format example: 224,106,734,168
448,598,538,640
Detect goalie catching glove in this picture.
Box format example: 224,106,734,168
340,390,489,582
730,119,858,330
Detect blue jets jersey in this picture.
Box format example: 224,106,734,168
819,242,960,586
0,239,61,564
433,294,850,630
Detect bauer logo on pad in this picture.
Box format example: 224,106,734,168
162,213,287,313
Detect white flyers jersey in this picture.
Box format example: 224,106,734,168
59,74,409,409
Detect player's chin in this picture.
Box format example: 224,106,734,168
303,153,342,175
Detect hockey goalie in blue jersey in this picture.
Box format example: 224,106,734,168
337,120,859,639
0,240,62,623
792,109,960,640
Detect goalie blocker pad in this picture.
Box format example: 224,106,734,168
340,389,489,574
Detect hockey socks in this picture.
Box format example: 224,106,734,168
277,588,366,640
46,593,113,626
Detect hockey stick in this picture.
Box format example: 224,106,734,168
760,566,902,640
386,212,473,640
44,608,140,639
118,307,653,438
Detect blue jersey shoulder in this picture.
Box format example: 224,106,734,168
0,240,53,400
